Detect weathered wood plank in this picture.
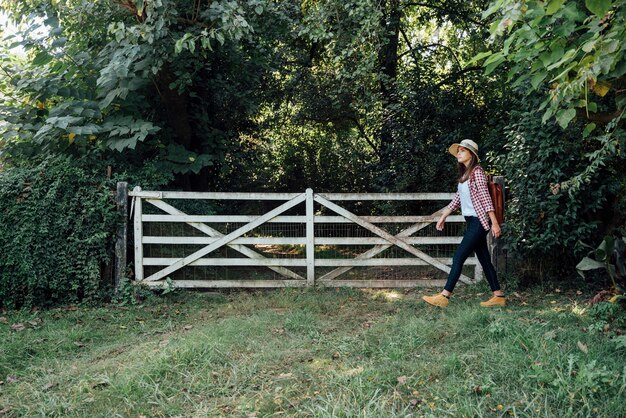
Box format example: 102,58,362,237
141,279,446,288
306,188,315,286
142,280,308,288
129,191,302,200
317,279,448,288
128,191,455,200
141,215,466,223
144,258,307,266
132,187,144,281
142,257,477,266
114,182,128,292
315,193,454,200
141,236,464,245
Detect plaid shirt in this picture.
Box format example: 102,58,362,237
446,165,495,231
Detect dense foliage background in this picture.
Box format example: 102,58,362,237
0,0,624,307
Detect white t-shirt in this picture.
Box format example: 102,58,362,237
458,181,477,217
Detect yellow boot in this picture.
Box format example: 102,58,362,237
422,293,449,308
480,295,506,307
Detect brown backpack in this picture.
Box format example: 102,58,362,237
486,175,505,225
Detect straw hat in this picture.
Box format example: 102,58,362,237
448,139,480,162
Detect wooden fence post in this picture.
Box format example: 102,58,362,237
306,188,315,287
133,186,144,281
114,182,128,292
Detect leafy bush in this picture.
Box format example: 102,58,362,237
578,235,626,298
493,106,622,280
0,156,120,309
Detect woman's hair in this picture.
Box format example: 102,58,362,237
457,148,479,182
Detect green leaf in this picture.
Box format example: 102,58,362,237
531,72,547,89
32,51,53,66
136,0,144,16
482,0,505,19
585,0,613,16
576,256,605,271
556,108,576,129
582,122,596,138
174,38,184,54
468,50,493,65
587,101,598,112
541,108,554,124
546,0,565,15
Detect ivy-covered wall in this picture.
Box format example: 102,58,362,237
0,156,120,309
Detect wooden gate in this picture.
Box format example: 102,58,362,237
124,186,498,288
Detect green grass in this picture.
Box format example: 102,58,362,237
0,286,625,417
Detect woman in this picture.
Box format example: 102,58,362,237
422,139,505,308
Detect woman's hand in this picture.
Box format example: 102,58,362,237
491,222,501,238
436,215,446,231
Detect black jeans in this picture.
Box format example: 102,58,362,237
444,216,501,293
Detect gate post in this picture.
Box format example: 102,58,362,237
474,263,484,283
132,186,144,281
306,188,315,287
114,182,128,292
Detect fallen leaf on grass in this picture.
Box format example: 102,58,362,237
271,327,285,335
0,407,11,416
577,341,588,354
0,317,7,324
332,352,340,360
183,325,193,331
42,382,57,391
159,339,170,348
6,375,18,384
397,375,407,385
10,323,25,332
543,330,556,340
74,341,86,348
276,373,293,379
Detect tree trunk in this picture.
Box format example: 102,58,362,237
376,0,401,179
156,65,209,191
